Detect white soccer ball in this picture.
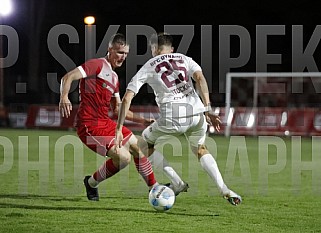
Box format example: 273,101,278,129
149,184,175,212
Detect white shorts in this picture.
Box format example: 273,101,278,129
142,113,207,148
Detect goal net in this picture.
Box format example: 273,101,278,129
223,72,321,136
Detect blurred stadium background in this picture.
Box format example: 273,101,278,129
1,2,321,232
1,0,321,135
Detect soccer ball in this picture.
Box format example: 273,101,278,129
149,184,175,212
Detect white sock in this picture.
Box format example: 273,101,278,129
199,154,229,194
88,176,99,188
149,150,183,186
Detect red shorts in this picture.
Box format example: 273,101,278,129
76,118,132,156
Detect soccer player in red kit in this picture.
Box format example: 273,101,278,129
59,33,157,201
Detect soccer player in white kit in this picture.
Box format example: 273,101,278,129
115,33,242,205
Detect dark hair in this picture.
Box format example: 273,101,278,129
108,33,128,48
149,32,173,47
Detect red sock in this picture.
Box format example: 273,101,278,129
134,157,157,186
93,159,120,182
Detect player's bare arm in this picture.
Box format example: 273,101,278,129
193,71,211,107
115,90,135,148
193,70,221,132
59,68,83,118
112,93,154,126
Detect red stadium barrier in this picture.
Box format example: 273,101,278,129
24,105,321,136
25,105,77,129
25,104,159,131
286,108,314,136
311,110,321,135
225,107,321,136
256,108,287,136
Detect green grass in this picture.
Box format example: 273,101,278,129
0,129,321,232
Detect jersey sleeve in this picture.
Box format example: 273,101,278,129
78,59,103,78
126,66,149,94
113,81,120,97
186,56,202,79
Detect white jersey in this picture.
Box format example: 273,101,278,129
127,53,206,118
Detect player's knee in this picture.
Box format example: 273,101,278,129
129,144,140,157
109,147,131,169
121,155,131,166
118,152,131,168
197,144,208,158
137,137,148,155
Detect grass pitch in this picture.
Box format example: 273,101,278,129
0,129,321,233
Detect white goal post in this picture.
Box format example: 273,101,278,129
224,72,321,136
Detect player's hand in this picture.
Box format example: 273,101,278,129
206,113,221,132
114,129,124,153
59,98,72,118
